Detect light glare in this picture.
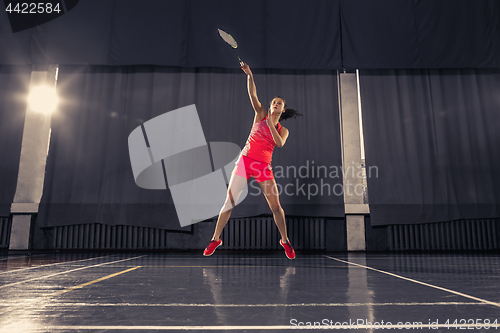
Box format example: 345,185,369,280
28,85,58,115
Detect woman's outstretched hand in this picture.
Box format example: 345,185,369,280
241,63,252,76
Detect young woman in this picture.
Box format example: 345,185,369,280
203,63,301,259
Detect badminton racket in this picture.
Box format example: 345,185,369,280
218,28,245,67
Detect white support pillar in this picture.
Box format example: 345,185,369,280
338,71,369,251
9,64,58,250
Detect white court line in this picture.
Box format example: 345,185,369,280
323,255,500,308
0,255,145,289
0,255,111,276
3,324,497,331
0,301,483,308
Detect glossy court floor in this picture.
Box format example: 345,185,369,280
0,251,499,332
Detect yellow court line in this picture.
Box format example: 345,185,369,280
0,255,145,289
50,266,142,297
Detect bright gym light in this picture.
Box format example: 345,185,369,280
28,85,58,115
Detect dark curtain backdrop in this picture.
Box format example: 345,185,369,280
37,66,343,229
341,0,500,69
0,0,342,69
0,66,31,216
2,0,500,69
360,69,500,226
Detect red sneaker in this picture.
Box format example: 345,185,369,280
203,239,222,256
280,239,295,259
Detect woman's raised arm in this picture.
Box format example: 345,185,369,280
241,64,266,119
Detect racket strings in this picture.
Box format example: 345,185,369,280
218,29,238,48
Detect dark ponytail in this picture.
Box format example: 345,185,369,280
279,108,303,122
271,96,303,121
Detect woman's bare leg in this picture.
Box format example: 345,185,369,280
259,179,288,242
211,173,248,241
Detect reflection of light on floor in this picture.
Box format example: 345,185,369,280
1,297,52,333
347,254,375,333
203,267,229,326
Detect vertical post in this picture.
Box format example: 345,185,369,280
339,71,369,251
9,64,58,250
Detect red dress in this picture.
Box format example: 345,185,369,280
241,115,282,164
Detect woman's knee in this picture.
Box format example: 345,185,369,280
220,199,234,213
269,203,283,215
